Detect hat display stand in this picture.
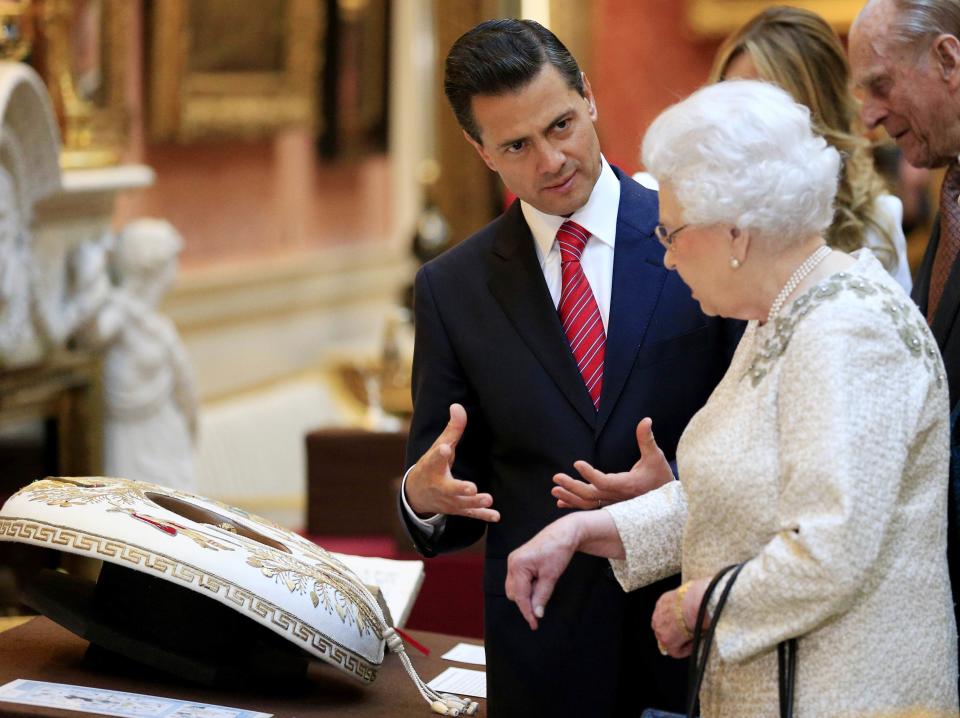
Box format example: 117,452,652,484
0,476,478,716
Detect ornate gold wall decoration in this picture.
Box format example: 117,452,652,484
149,0,322,142
37,0,130,169
0,0,33,61
686,0,864,36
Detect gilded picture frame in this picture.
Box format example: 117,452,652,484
148,0,322,142
686,0,865,36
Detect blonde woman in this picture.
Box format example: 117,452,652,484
710,5,912,291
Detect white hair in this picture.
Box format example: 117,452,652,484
886,0,960,51
642,80,840,248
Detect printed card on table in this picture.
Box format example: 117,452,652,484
0,679,272,718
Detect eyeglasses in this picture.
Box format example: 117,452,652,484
654,223,689,249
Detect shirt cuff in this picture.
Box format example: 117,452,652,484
400,466,446,537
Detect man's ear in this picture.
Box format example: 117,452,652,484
581,72,598,122
933,33,960,89
463,129,497,172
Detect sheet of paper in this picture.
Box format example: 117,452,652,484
441,642,486,666
0,679,272,718
427,667,487,699
330,552,425,628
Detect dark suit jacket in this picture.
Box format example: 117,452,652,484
913,215,960,683
401,169,741,716
913,215,960,405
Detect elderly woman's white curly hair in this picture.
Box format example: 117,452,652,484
642,80,841,248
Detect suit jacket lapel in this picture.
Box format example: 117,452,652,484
486,202,598,428
596,170,665,436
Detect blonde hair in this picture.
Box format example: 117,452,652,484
709,6,896,269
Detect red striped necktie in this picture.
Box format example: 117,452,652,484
557,219,605,410
929,161,960,323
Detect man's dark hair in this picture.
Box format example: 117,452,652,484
444,19,584,144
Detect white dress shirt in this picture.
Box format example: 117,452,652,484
402,156,623,534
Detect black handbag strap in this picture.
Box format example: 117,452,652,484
685,563,745,717
684,563,796,718
777,638,797,718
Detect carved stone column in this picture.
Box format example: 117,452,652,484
549,0,594,80
431,0,503,245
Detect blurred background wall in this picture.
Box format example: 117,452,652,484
0,0,923,635
0,0,907,532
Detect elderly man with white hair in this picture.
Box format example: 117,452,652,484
504,80,958,716
849,0,960,692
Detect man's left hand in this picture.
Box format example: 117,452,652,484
551,417,673,509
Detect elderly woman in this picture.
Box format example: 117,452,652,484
505,80,958,716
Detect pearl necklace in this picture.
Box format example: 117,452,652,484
766,244,832,323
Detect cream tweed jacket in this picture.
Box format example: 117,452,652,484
607,251,958,717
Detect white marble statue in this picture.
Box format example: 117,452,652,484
82,219,198,490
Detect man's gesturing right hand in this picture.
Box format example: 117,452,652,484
405,403,500,522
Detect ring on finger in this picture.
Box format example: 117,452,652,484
596,498,602,509
657,639,668,656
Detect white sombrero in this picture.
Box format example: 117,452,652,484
0,476,477,716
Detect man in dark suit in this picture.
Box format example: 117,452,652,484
851,0,960,689
399,19,738,716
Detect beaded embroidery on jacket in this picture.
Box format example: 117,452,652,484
745,272,943,388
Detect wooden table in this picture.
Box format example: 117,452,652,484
0,617,485,717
